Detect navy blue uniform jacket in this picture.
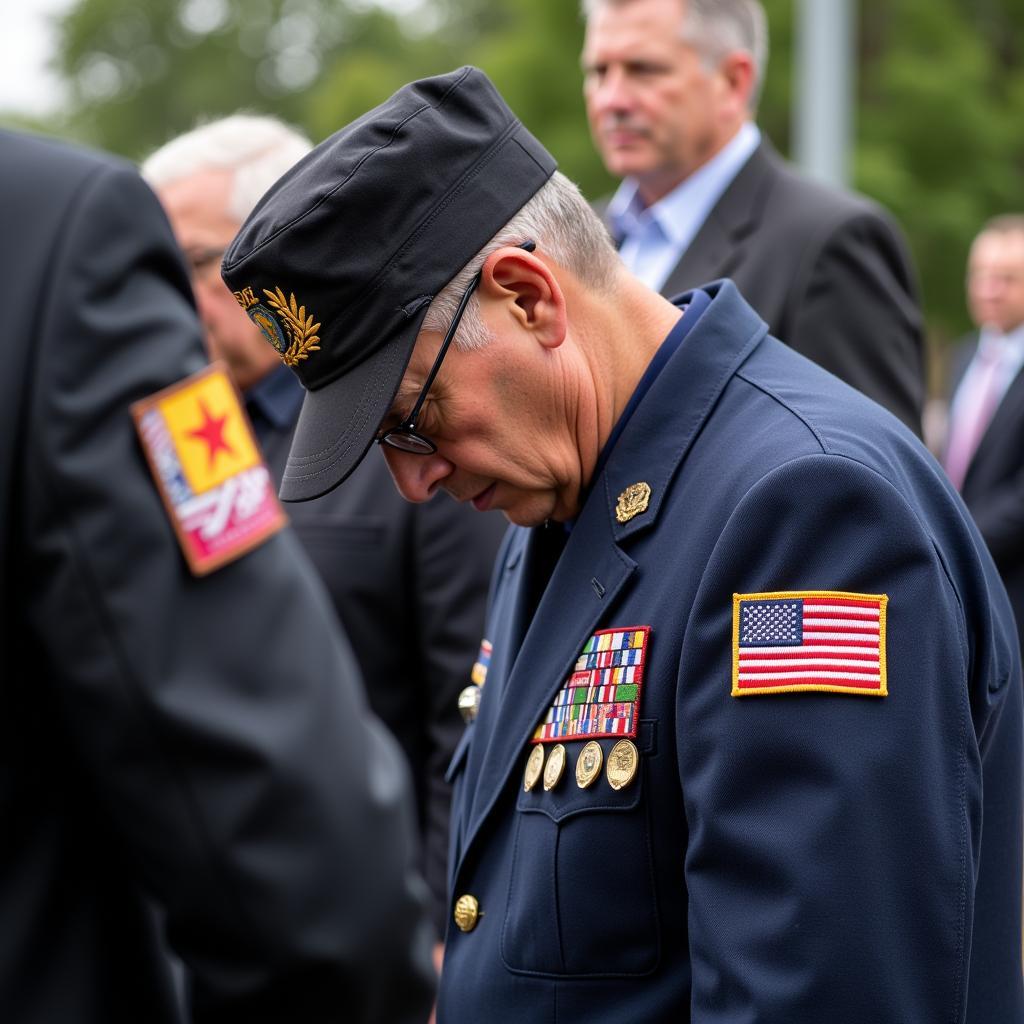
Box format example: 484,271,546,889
439,282,1023,1023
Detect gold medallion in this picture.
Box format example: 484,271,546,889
575,740,604,789
523,744,545,792
457,684,481,723
453,894,480,933
542,743,567,791
615,482,652,524
606,738,639,790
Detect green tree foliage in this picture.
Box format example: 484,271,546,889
23,0,1024,353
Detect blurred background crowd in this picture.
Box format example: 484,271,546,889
4,0,1024,422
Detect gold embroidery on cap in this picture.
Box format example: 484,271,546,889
263,287,322,366
615,482,652,524
233,286,258,310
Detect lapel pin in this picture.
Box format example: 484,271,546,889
615,482,652,524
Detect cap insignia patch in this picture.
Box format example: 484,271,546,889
615,482,651,524
234,285,321,367
533,626,651,742
132,364,287,575
732,590,888,697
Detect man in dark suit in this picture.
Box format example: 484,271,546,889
144,115,507,941
221,66,1022,1023
581,0,925,435
0,127,434,1023
945,214,1024,653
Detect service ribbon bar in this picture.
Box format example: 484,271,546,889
534,626,651,741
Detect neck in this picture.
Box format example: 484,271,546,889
580,269,682,451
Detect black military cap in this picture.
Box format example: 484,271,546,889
221,66,557,501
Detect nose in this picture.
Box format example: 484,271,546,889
381,445,455,503
588,65,634,117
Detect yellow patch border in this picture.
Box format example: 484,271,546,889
731,590,888,698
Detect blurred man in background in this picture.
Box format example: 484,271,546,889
945,214,1024,655
581,0,925,435
144,115,507,942
1,126,434,1024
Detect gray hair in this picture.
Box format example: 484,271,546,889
581,0,769,110
422,171,621,351
142,114,312,222
979,214,1024,239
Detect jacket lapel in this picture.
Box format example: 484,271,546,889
965,358,1024,490
462,497,637,849
660,140,776,300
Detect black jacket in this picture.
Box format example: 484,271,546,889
608,140,925,435
0,129,434,1024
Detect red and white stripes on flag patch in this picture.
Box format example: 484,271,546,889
731,591,888,697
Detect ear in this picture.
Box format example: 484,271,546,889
718,50,757,117
479,245,567,350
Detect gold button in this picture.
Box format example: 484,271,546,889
453,894,480,932
458,684,481,723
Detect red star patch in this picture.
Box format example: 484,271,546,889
188,398,235,467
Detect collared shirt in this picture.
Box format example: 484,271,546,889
245,362,304,444
950,322,1024,421
608,122,761,292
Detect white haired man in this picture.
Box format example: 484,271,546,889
145,116,506,944
582,0,926,435
222,68,1023,1023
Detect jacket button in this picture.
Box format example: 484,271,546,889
453,894,480,932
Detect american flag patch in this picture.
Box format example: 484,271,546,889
732,591,888,697
533,627,650,742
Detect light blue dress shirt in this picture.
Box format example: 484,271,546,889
608,122,761,292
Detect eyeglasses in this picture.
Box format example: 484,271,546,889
377,239,537,455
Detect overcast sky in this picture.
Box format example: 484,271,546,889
0,0,429,117
0,0,74,115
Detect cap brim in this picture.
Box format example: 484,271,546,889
278,306,426,501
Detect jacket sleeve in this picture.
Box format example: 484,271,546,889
788,208,926,437
24,160,436,1023
677,453,1014,1022
412,497,506,935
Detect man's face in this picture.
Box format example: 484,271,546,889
967,229,1024,336
378,317,587,527
582,0,734,204
157,169,280,390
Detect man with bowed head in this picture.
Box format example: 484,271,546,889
581,0,926,435
222,66,1023,1023
144,115,507,944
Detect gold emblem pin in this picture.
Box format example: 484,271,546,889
453,894,480,933
523,744,545,792
606,738,639,790
575,740,604,789
615,482,652,524
543,743,567,791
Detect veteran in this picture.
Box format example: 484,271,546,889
222,67,1024,1024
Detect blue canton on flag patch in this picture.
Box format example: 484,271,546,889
533,626,651,742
